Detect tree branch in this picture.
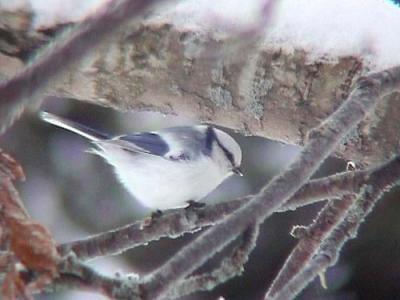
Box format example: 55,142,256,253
266,194,356,298
3,7,400,164
270,182,391,300
139,66,400,299
167,223,259,299
50,256,140,300
0,0,171,134
49,223,257,300
58,154,400,261
266,154,400,297
265,163,359,297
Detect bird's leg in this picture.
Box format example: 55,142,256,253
143,209,163,227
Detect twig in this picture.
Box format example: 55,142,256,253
58,155,400,261
57,197,246,260
0,0,170,134
139,67,400,299
270,183,391,300
43,225,258,300
266,194,356,298
50,256,140,300
265,163,358,298
167,223,259,299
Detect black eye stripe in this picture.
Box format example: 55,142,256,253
218,141,235,166
203,126,235,166
204,126,216,156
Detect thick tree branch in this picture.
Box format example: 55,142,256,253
58,154,400,261
2,8,400,164
139,66,400,299
0,0,171,134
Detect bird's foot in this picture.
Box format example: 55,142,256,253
151,209,163,219
143,209,163,227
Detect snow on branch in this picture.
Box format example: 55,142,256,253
2,4,400,164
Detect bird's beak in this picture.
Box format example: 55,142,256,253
232,167,243,176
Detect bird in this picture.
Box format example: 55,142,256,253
39,112,243,211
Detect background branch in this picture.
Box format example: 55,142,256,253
0,0,170,134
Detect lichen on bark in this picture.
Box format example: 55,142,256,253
0,8,398,165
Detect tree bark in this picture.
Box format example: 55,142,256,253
1,8,398,165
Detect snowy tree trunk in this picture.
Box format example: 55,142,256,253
1,8,399,165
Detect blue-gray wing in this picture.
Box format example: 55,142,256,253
110,126,214,161
116,133,170,156
155,126,214,160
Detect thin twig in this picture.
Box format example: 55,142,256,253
270,183,390,300
58,155,400,261
0,0,170,134
265,163,358,298
266,194,356,298
139,67,400,299
168,223,259,299
36,255,140,300
46,256,140,300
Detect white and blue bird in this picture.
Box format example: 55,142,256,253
40,112,243,210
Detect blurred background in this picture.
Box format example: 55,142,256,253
2,98,400,300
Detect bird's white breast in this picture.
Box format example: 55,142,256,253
97,146,229,210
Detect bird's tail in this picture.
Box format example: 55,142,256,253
39,111,110,141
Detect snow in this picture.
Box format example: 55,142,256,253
1,0,400,70
267,0,400,70
29,0,107,27
0,0,106,27
161,0,400,70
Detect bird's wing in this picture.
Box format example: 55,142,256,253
111,132,170,157
109,126,211,161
